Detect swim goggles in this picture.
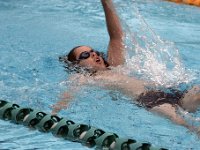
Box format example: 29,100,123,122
78,49,100,60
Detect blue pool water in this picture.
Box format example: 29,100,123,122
0,0,200,149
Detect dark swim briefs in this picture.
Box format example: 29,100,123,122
136,89,184,109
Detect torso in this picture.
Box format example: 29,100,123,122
69,70,184,109
86,70,148,98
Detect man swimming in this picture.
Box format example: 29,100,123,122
52,0,200,132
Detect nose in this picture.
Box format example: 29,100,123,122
91,51,98,57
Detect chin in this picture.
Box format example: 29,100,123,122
85,64,107,72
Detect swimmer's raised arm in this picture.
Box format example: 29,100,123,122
101,0,124,67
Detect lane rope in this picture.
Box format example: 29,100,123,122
0,100,167,150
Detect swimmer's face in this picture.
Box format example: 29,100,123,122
73,46,107,71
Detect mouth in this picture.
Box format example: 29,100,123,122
95,57,101,64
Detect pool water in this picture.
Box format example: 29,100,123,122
0,0,200,149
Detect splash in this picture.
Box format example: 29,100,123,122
114,1,194,87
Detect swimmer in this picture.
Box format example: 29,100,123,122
52,0,200,133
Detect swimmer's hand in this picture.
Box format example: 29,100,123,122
51,92,72,115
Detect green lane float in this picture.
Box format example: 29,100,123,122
0,100,167,150
11,107,32,124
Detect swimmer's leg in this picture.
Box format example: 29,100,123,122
150,104,188,127
151,103,200,135
180,86,200,112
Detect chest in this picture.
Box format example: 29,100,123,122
91,72,146,96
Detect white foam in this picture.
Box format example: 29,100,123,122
114,1,194,87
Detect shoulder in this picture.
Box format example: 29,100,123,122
68,73,88,85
